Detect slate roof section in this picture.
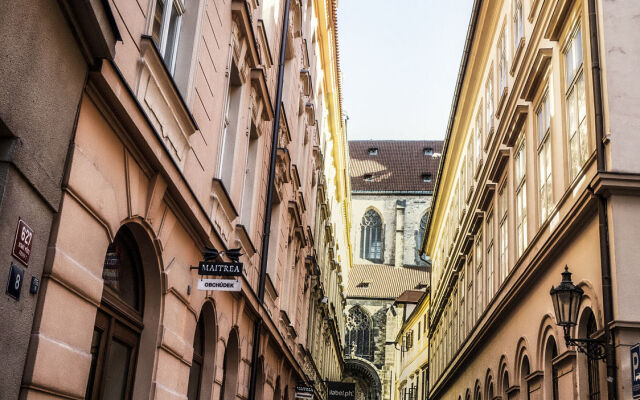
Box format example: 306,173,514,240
349,140,444,192
346,264,429,299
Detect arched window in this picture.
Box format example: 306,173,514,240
486,379,494,400
345,307,373,360
544,337,559,400
520,356,530,400
361,209,383,263
187,314,205,400
586,312,600,400
86,227,144,399
220,329,240,400
502,371,510,399
474,383,482,400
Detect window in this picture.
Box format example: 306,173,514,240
416,213,429,265
187,314,205,400
498,29,508,97
486,73,495,134
452,288,458,349
475,107,483,170
423,314,427,334
220,330,240,400
586,314,600,400
422,173,433,183
475,235,483,320
368,147,379,156
515,140,527,257
466,257,474,335
86,227,144,400
418,322,421,340
218,61,243,188
466,140,474,195
364,174,374,182
459,273,465,342
345,307,373,360
486,210,494,301
565,23,588,179
513,0,524,51
537,91,553,222
240,124,260,229
498,181,509,283
424,147,434,156
361,210,383,262
151,0,184,73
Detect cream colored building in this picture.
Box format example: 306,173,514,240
393,290,430,400
423,0,640,399
304,0,352,395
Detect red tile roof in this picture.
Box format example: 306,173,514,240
349,140,444,192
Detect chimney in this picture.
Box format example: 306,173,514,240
395,200,405,267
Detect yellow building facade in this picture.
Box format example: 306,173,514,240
423,0,640,399
393,291,430,400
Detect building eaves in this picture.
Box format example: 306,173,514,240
421,0,483,256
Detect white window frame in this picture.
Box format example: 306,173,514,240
515,140,527,257
152,0,185,74
536,90,553,222
564,22,588,180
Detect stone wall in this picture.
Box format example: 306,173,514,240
351,194,431,266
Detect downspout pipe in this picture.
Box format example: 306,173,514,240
587,0,617,398
248,0,292,399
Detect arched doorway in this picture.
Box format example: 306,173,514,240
343,358,382,400
85,226,144,399
220,328,240,400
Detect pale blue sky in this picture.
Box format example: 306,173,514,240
338,0,474,140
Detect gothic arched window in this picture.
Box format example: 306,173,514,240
360,209,383,263
345,307,373,360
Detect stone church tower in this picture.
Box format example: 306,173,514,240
343,140,442,400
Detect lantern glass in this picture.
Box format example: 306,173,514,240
550,266,583,327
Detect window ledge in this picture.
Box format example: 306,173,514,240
495,86,509,120
502,104,529,147
510,37,526,76
137,36,198,168
521,48,553,101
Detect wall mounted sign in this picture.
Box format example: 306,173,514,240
327,382,355,400
198,261,243,277
6,262,24,300
631,343,640,398
12,219,33,267
295,385,314,399
197,279,242,291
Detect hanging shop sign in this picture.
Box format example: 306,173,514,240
197,261,243,277
327,382,355,400
295,384,314,399
12,219,33,267
197,279,242,291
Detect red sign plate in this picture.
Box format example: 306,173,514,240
12,219,33,267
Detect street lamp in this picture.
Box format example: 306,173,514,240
550,266,606,360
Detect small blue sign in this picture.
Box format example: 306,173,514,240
631,343,640,399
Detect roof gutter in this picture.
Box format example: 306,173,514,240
420,0,483,258
587,0,617,397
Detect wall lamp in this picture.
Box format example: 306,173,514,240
550,266,606,361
